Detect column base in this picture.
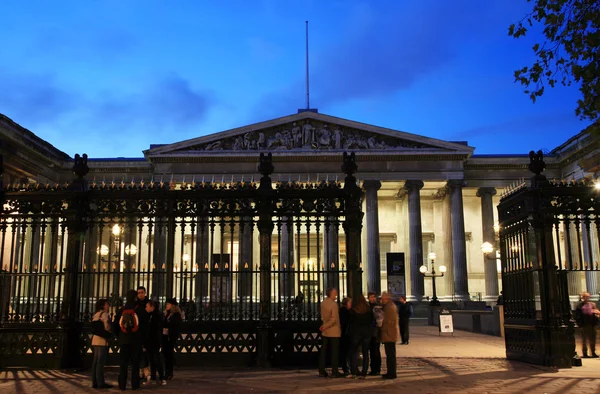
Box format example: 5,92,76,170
452,294,470,302
406,295,422,302
483,295,499,304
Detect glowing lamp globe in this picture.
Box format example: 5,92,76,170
439,265,447,273
419,265,428,274
428,252,437,261
481,242,494,255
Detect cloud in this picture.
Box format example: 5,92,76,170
451,111,578,141
0,70,215,148
0,71,78,124
254,1,507,119
93,75,214,130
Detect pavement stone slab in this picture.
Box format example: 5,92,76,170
2,325,600,393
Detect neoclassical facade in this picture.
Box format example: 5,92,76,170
1,110,598,302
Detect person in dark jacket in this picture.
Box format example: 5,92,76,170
339,297,352,375
367,292,382,376
398,296,412,345
348,295,374,379
112,289,143,391
136,286,149,310
142,301,167,385
163,298,182,380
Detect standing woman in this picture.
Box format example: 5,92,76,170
163,298,182,380
91,299,113,389
348,295,374,379
339,297,352,375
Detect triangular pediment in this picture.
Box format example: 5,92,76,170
144,112,473,157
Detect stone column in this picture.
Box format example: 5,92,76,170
363,180,382,294
477,187,499,301
565,221,583,298
404,180,424,301
582,219,598,295
448,180,469,301
238,217,254,298
279,217,294,299
325,216,340,293
441,189,454,298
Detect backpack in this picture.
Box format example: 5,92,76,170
373,306,384,328
408,303,414,318
120,308,140,334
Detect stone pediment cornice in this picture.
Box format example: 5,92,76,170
144,112,474,159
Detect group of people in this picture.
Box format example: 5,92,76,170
90,286,182,390
319,288,412,379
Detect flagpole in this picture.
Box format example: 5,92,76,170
305,20,310,110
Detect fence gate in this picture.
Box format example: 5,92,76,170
498,151,600,368
0,152,364,369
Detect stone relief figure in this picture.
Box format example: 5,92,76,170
192,120,432,151
291,123,302,148
333,127,342,150
316,125,331,149
368,136,387,149
204,141,223,150
302,123,313,147
257,132,265,150
233,136,244,150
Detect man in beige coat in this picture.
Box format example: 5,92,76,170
318,288,342,378
380,292,399,379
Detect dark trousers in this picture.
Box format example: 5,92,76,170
369,337,381,373
582,324,597,355
91,346,108,387
147,345,165,380
339,336,351,373
383,342,397,378
162,337,176,377
118,343,142,390
400,319,410,343
318,336,340,374
350,336,370,376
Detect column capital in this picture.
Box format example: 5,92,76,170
447,179,467,189
476,187,497,197
396,188,408,200
403,180,424,191
362,180,382,191
432,187,449,201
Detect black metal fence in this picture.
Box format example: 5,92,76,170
498,150,600,368
0,152,364,368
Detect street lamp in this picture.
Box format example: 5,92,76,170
420,252,446,306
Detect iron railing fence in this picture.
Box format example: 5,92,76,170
0,152,364,368
498,151,600,368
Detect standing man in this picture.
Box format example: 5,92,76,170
318,288,342,378
380,292,399,379
398,296,412,345
136,286,149,309
575,292,600,358
367,292,382,376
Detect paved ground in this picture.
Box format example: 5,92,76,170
2,324,600,394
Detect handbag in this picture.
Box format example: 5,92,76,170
92,319,111,339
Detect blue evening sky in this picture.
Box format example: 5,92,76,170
0,0,591,158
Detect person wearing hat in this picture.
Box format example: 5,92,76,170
162,298,182,380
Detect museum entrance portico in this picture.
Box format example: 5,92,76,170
140,110,509,303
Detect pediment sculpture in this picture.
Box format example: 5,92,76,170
187,121,436,151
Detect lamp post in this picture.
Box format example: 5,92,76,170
420,252,446,306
